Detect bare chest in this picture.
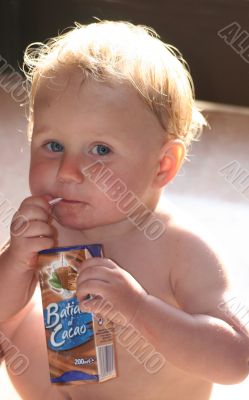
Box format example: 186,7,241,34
102,237,178,308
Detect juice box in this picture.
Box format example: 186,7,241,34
38,244,117,385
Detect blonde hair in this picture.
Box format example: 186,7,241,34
23,20,206,150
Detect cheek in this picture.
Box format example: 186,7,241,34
117,161,156,196
29,160,55,195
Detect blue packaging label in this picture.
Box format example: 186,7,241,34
44,297,94,351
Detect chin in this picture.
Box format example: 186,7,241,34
57,217,99,231
54,213,115,231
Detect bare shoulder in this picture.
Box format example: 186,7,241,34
154,199,249,336
168,220,230,314
159,206,229,301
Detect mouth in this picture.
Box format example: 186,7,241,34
60,199,86,204
61,199,83,204
48,196,87,207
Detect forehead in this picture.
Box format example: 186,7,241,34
34,68,140,113
33,67,165,144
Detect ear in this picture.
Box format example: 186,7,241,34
154,139,186,188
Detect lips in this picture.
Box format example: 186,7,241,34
61,199,83,204
50,195,87,205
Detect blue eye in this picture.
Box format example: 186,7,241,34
45,142,64,152
91,144,111,156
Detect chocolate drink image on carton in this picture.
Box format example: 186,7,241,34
38,244,117,385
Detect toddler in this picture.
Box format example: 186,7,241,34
0,20,248,400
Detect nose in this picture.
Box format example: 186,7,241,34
56,154,84,184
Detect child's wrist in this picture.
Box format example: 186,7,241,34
129,291,149,327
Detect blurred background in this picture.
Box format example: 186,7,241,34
0,0,249,107
0,1,248,399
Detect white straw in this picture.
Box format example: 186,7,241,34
48,197,63,205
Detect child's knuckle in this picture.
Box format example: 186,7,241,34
41,237,54,249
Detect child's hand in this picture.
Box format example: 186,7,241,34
76,257,148,325
7,195,56,271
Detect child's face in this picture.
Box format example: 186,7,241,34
29,68,166,230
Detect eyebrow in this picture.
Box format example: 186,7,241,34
32,126,125,145
33,127,107,138
34,131,48,137
32,127,53,136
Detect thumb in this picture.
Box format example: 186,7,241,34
42,194,54,202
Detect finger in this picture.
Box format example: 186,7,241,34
76,280,109,302
16,236,56,254
10,215,31,237
79,257,117,271
77,265,115,286
79,295,104,313
20,220,55,239
12,205,51,225
26,237,55,253
19,195,52,214
11,207,52,237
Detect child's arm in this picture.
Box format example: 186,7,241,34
0,195,55,323
76,229,249,385
132,230,249,384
